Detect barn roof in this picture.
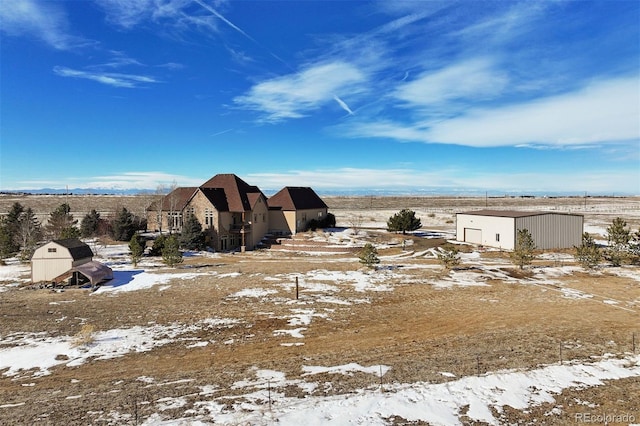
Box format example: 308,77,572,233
200,174,264,212
458,210,583,218
53,238,94,260
267,187,328,211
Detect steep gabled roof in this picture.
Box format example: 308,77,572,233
200,174,264,212
199,187,229,211
54,238,94,260
267,187,328,211
148,187,198,212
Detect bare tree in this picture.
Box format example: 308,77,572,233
154,184,167,235
349,214,364,235
16,208,42,262
167,180,178,234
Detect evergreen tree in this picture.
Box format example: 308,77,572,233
359,243,380,268
46,203,78,239
0,220,15,260
162,235,183,267
16,208,42,262
437,243,461,270
574,232,601,270
149,234,166,256
80,209,102,238
0,203,24,256
604,217,631,266
179,215,205,250
387,209,422,234
110,207,137,241
510,228,536,269
128,234,145,267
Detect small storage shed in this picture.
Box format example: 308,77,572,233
31,239,112,285
456,210,583,250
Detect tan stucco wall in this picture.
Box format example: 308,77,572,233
249,196,269,248
268,210,291,235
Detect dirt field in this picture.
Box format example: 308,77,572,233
0,195,639,425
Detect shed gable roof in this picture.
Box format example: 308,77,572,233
53,238,94,260
200,174,264,212
267,187,328,211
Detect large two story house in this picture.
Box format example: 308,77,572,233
146,174,328,251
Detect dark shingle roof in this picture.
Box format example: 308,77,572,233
268,187,328,211
147,187,197,212
200,174,263,212
199,187,229,211
54,238,94,260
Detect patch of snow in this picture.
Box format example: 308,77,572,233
302,363,390,377
228,288,278,298
274,328,306,338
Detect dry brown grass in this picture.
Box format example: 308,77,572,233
1,250,639,424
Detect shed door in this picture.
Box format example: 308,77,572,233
465,228,482,244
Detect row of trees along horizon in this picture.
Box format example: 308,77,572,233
2,202,639,272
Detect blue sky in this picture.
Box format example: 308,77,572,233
1,0,639,195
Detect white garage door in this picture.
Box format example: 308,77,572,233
465,228,482,244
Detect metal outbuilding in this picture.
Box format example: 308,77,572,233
456,210,583,250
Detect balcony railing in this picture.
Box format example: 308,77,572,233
230,223,252,233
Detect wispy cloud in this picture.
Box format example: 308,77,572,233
53,66,160,88
89,50,145,69
247,167,640,194
234,62,366,122
345,76,640,147
393,58,508,108
0,0,86,50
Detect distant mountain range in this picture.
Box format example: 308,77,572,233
0,187,633,197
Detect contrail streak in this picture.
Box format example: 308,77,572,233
333,95,355,115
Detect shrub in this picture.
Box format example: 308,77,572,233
129,234,146,267
437,243,461,270
359,243,380,268
162,235,183,267
73,324,95,347
574,232,601,270
510,228,536,269
149,235,166,256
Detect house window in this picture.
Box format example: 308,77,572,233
495,233,500,242
318,211,323,218
48,248,57,253
205,208,214,227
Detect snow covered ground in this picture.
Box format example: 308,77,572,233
1,223,639,424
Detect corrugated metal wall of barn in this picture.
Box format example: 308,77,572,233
515,213,583,250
